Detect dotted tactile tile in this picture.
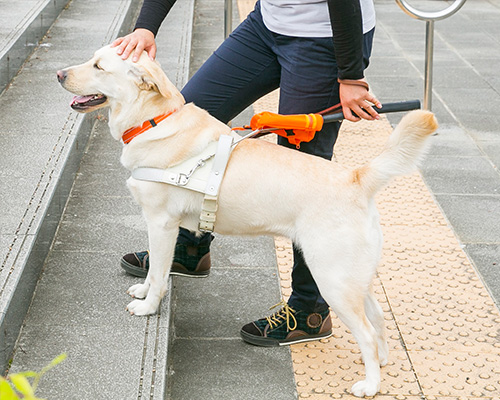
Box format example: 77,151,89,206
292,346,420,398
273,119,500,399
234,2,500,398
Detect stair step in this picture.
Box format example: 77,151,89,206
0,0,144,375
3,0,195,395
0,0,71,93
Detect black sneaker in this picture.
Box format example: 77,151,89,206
120,243,211,278
240,301,332,346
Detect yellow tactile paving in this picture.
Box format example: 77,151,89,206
235,2,500,398
271,118,500,399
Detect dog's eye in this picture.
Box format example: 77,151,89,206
93,63,103,71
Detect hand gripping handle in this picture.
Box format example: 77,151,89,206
322,100,421,124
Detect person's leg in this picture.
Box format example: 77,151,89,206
241,30,376,346
278,30,375,314
240,34,339,346
181,5,281,123
274,35,341,314
171,6,283,270
121,3,281,277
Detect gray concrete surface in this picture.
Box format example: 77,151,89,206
1,0,500,399
0,0,142,375
2,0,193,396
366,0,500,303
0,0,71,93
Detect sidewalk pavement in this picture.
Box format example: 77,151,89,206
2,0,500,399
368,0,500,303
166,0,500,398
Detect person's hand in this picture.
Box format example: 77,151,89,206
111,29,156,62
339,79,382,122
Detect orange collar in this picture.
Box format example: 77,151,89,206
122,111,176,144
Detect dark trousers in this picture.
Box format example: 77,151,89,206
178,1,374,312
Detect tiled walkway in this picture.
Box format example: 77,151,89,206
252,85,500,399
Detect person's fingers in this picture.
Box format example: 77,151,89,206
132,42,146,62
121,39,140,60
359,102,379,120
355,104,376,120
342,105,360,122
115,38,131,56
339,80,384,122
110,37,124,48
365,93,382,110
147,44,157,60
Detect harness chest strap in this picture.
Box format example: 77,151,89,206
131,141,219,193
131,134,234,233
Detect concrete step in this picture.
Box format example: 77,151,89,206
0,0,143,375
3,0,196,394
4,0,299,398
0,0,71,93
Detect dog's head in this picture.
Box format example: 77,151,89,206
56,45,184,114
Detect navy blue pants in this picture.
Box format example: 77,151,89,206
179,1,374,313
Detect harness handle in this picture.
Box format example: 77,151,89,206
322,99,422,124
245,100,421,146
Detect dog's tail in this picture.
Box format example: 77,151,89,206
354,110,438,197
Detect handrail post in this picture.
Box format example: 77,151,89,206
395,0,467,110
224,0,232,39
424,20,434,110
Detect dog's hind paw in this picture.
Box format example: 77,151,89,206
351,380,380,397
127,283,149,299
127,299,158,316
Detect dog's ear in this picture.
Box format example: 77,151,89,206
128,60,176,99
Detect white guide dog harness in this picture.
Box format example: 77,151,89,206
131,134,234,233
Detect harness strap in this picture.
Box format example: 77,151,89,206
199,134,234,232
131,135,234,233
131,140,218,194
131,167,207,193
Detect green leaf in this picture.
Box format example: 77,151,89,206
39,353,67,377
49,353,67,367
18,371,38,378
34,353,67,392
0,378,19,400
10,373,34,396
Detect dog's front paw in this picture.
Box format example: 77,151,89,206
127,299,158,316
127,283,149,299
351,380,380,398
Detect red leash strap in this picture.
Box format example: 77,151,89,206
317,102,342,116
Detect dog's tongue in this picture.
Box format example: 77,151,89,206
71,95,94,106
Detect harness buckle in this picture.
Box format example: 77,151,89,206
175,173,189,186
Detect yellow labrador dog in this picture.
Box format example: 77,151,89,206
57,45,437,397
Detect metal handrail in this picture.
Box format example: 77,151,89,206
224,0,232,39
395,0,467,21
395,0,467,110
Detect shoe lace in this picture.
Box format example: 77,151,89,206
266,300,297,331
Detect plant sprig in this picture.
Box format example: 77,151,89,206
0,353,67,400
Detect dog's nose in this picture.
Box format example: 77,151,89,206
56,70,67,83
